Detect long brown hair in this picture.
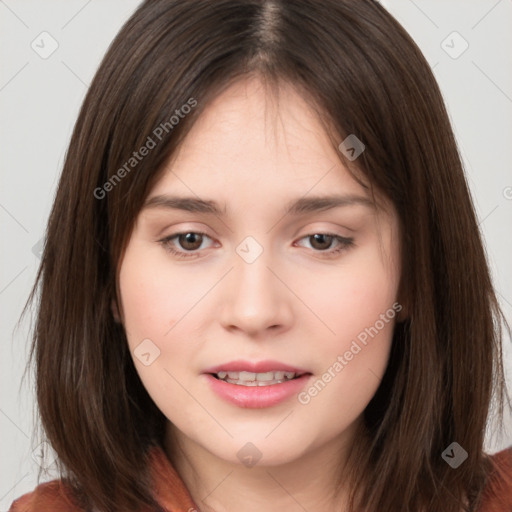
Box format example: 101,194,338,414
21,0,510,511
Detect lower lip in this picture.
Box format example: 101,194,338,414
204,374,311,408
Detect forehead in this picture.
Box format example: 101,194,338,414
152,76,371,203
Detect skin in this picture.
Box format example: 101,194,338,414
117,76,402,512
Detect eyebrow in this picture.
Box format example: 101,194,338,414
142,193,374,216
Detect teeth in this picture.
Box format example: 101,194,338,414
214,370,300,386
256,372,274,381
238,371,256,381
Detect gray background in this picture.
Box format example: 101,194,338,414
1,0,511,508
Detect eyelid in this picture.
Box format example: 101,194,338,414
151,220,215,239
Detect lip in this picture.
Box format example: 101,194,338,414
204,374,311,408
203,360,312,408
203,359,309,375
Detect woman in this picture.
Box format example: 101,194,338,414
10,1,512,511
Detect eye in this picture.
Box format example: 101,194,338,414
159,231,214,259
159,231,355,259
295,233,355,257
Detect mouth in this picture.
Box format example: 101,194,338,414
203,360,312,407
211,370,307,386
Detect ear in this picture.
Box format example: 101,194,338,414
111,299,122,323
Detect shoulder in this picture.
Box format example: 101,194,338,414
478,445,512,512
9,444,198,512
8,479,83,512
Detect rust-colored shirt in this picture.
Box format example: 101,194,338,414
9,445,512,511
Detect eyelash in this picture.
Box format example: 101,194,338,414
158,231,355,259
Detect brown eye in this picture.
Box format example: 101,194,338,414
308,234,335,251
177,232,204,251
295,233,355,257
159,231,213,258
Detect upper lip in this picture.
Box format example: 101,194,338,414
203,360,310,375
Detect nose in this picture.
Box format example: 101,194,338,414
219,245,293,338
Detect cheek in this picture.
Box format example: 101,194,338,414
119,250,194,345
120,271,167,343
306,247,399,351
118,251,200,417
295,245,399,416
297,267,397,422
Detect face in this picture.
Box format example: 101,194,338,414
118,76,402,467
